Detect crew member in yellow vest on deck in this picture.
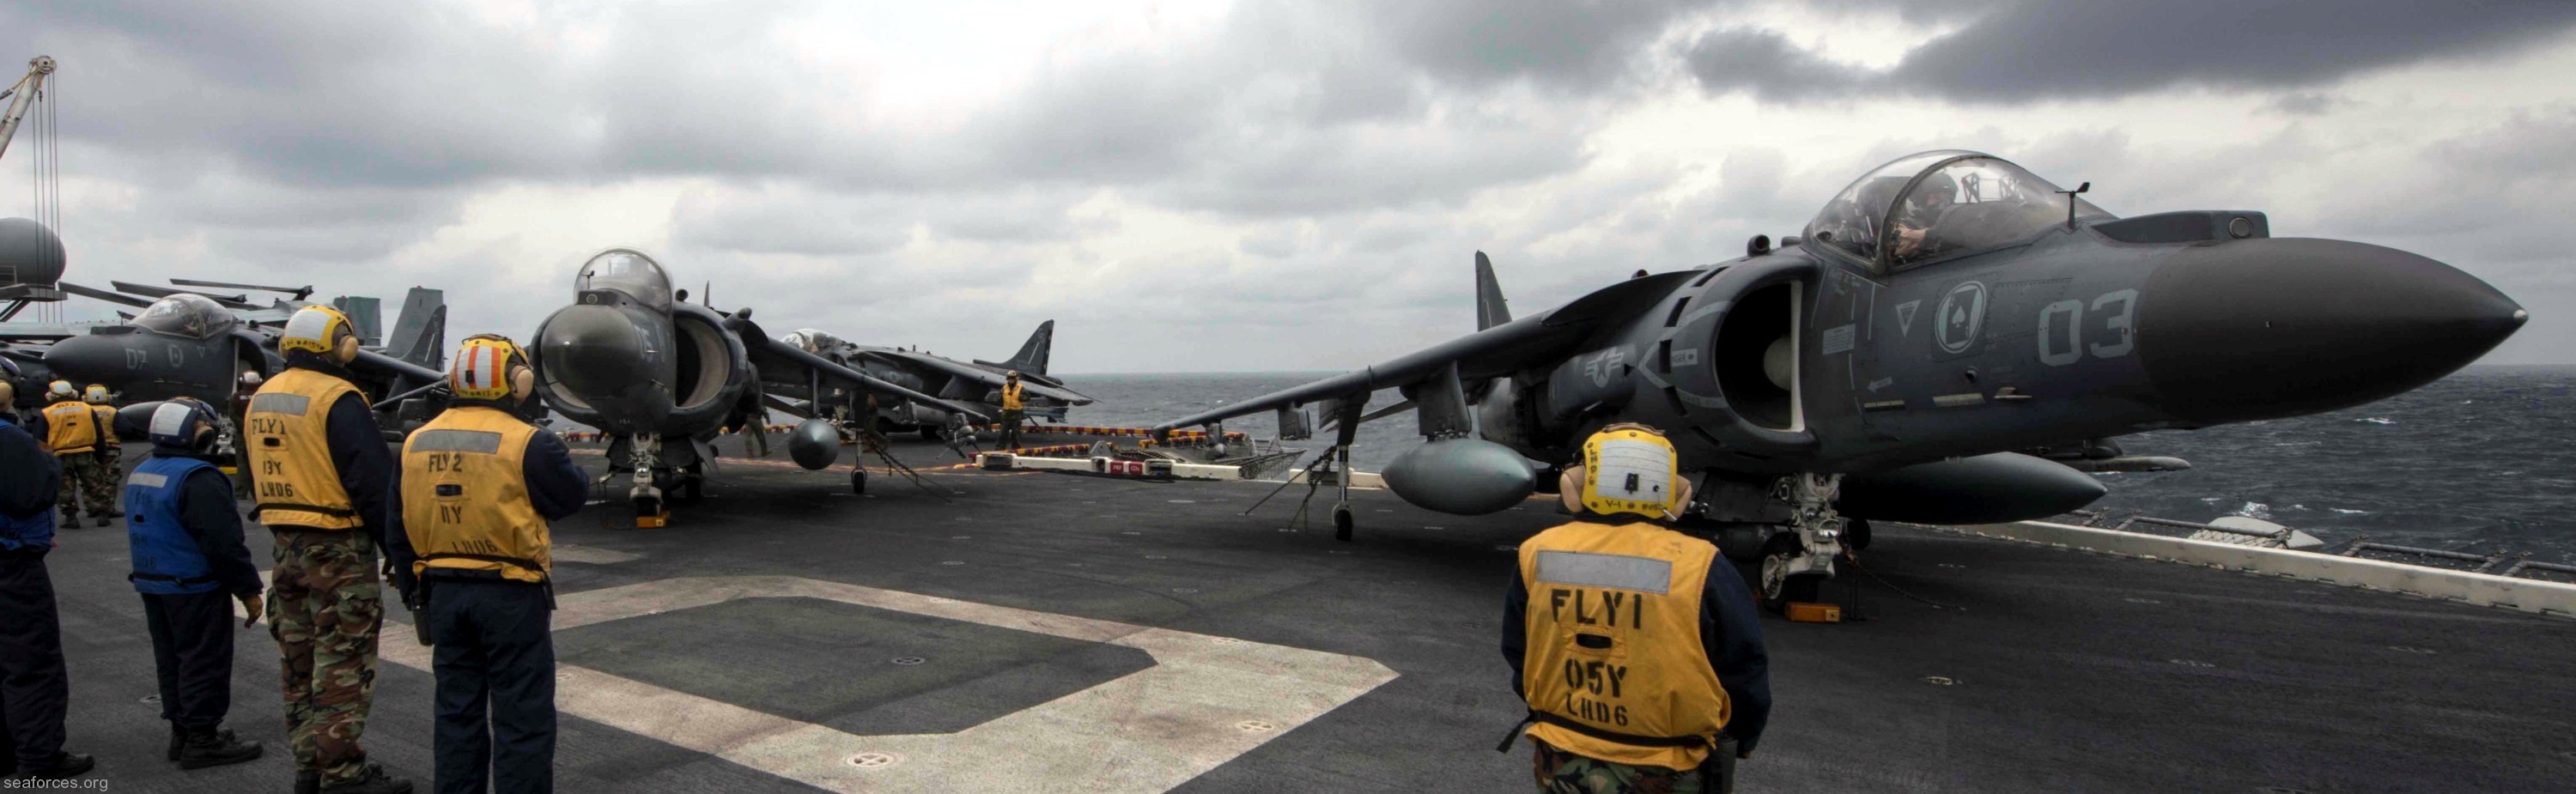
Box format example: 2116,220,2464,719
997,370,1027,450
1502,424,1771,794
35,381,116,528
246,305,418,794
403,335,589,794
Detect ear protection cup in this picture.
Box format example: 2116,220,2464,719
509,364,537,402
1558,465,1585,513
334,332,361,365
1663,476,1695,522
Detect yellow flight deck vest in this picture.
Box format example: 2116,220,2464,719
1518,520,1729,771
89,405,121,452
402,406,550,584
1000,381,1025,411
246,367,366,530
41,400,101,454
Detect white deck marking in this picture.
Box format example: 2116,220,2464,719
550,544,641,565
377,576,1400,792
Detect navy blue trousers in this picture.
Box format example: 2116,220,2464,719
141,590,236,733
0,553,70,772
425,579,555,794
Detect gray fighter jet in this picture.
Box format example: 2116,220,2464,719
779,323,1093,438
532,248,994,521
3,279,448,416
1155,150,2527,608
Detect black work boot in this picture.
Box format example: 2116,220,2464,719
94,512,113,527
18,752,96,779
179,728,264,769
168,724,185,761
319,763,413,794
296,770,320,794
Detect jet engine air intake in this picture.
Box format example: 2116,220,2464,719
672,314,732,411
1715,282,1800,431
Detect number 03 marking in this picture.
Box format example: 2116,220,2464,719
2038,289,2137,367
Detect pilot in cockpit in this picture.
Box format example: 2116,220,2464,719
1891,171,1959,260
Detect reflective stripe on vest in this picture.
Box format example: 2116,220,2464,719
245,368,366,530
401,406,550,584
42,401,100,454
1517,521,1728,771
125,456,223,595
0,420,55,551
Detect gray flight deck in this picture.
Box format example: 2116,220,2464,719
39,437,2576,792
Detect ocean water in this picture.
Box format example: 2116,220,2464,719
1056,367,2576,564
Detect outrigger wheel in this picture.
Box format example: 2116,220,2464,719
851,468,868,494
1333,503,1354,542
1757,533,1825,611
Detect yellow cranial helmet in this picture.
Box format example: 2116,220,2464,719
47,379,75,398
449,334,534,402
278,306,356,359
83,384,110,403
1561,423,1693,520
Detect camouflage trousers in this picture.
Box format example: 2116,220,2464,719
54,451,117,520
998,409,1024,451
268,530,385,786
1532,739,1707,794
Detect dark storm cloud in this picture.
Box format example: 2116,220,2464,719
1688,0,2576,103
1355,0,1701,92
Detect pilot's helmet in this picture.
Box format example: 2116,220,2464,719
1559,423,1693,521
448,334,535,403
83,385,111,404
279,306,358,361
147,397,222,452
47,379,75,400
1911,170,1959,209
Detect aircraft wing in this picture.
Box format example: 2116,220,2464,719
855,348,1097,405
730,317,996,423
1153,270,1695,433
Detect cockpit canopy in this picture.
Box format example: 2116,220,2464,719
1804,151,2111,270
131,294,239,340
784,329,845,354
576,248,673,311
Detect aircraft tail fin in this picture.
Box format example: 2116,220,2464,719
385,288,447,372
981,320,1054,376
1474,251,1511,331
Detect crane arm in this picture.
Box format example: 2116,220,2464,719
0,56,57,164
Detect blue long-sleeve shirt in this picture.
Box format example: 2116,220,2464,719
1502,532,1774,755
0,414,59,524
160,450,264,596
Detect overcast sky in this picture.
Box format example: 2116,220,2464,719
3,0,2571,371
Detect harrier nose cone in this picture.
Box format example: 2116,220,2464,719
535,303,669,431
40,334,133,388
2137,238,2525,424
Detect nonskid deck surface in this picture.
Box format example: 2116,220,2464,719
40,439,2576,793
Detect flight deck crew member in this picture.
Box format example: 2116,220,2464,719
998,370,1026,450
0,364,94,779
1501,424,1771,794
86,385,125,492
125,398,266,770
37,380,115,528
403,335,589,794
247,305,419,794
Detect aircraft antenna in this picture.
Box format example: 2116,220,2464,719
2057,181,2091,230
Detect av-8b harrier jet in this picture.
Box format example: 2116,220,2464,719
781,322,1095,439
532,249,994,524
5,278,447,415
1157,150,2527,609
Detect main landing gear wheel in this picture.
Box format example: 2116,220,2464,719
851,468,868,494
678,464,705,503
1332,504,1354,542
1758,534,1824,612
1844,518,1872,552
